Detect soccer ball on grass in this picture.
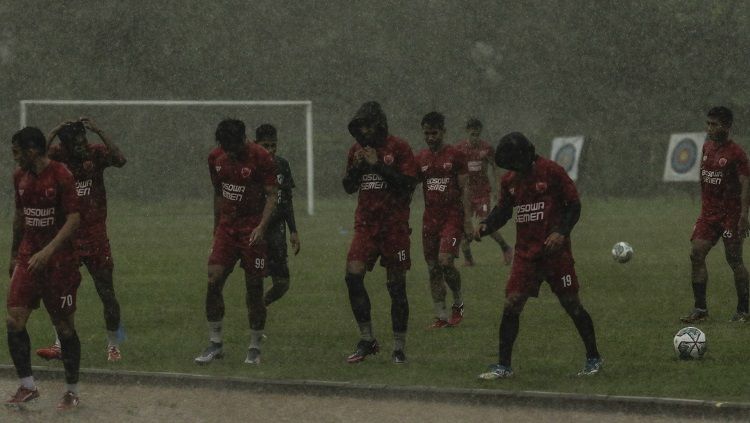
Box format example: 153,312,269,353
673,326,707,360
611,241,634,263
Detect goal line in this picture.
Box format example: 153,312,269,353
19,99,315,215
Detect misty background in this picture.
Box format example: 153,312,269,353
1,1,749,205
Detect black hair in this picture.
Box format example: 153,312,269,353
421,111,445,129
57,121,86,143
466,118,483,130
215,118,246,148
255,123,277,141
707,106,733,128
12,127,47,153
495,132,536,171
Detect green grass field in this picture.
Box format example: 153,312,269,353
1,194,749,402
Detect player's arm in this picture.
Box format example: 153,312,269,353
362,146,417,195
27,212,80,274
45,121,71,148
477,201,513,239
738,173,749,235
248,184,278,246
285,197,300,255
9,207,23,277
82,117,127,167
213,188,221,232
343,150,366,194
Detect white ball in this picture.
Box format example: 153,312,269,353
611,241,634,263
673,326,707,360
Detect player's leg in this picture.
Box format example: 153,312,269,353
382,225,411,363
264,224,290,306
682,224,716,322
558,293,602,375
244,273,266,364
424,227,449,327
386,267,409,364
6,305,39,404
51,314,81,409
6,260,41,404
195,264,232,364
197,225,238,364
43,262,82,409
89,265,123,361
479,292,528,380
426,260,449,328
439,227,464,326
345,227,380,363
724,235,749,321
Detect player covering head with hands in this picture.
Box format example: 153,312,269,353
342,101,419,364
475,132,602,379
37,117,127,363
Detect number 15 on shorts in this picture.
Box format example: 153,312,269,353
397,250,407,262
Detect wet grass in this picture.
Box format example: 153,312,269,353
1,194,749,402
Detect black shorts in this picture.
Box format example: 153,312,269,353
266,221,289,278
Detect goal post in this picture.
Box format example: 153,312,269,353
19,99,315,215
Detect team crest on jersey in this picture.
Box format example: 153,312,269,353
703,155,707,161
384,154,394,165
83,161,94,171
241,167,251,178
19,189,24,196
443,162,452,170
421,165,429,172
479,151,487,159
509,188,515,195
45,187,56,199
535,182,548,193
215,166,221,172
277,174,284,184
719,158,727,167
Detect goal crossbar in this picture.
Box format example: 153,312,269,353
19,99,315,215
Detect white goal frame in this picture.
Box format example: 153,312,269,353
20,99,315,215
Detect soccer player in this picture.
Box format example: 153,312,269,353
7,127,82,409
342,101,418,364
415,112,472,328
254,124,301,306
475,132,602,379
681,106,750,323
36,117,127,363
455,118,513,266
195,118,278,365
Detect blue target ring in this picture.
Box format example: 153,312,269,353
671,138,698,174
554,143,577,172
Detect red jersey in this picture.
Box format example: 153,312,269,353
498,156,579,260
699,139,750,222
455,139,494,197
346,135,418,226
14,161,79,257
48,144,122,233
210,143,278,229
416,144,468,216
